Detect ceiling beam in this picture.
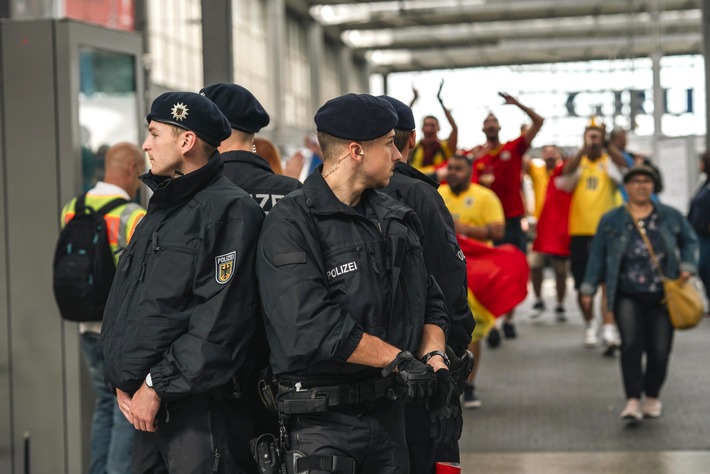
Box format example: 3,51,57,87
312,0,700,30
368,33,702,74
343,11,702,51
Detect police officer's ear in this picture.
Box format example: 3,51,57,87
349,142,365,160
180,130,198,153
408,131,416,150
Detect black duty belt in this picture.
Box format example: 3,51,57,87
277,376,400,414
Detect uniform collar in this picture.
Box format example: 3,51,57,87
140,152,224,205
303,165,411,221
393,161,439,189
220,150,274,174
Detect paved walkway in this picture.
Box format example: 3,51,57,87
457,277,710,473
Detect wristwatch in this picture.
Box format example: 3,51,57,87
145,372,153,388
421,350,450,367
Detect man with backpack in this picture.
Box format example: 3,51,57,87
56,142,146,474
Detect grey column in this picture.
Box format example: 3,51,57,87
267,0,286,142
704,0,710,150
308,21,324,119
201,0,233,85
650,0,663,160
339,46,353,94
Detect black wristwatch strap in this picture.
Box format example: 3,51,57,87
421,350,450,367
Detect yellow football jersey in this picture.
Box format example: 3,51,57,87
569,154,618,236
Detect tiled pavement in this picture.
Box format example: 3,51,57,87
457,277,710,473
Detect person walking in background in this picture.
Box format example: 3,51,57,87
688,151,710,310
470,92,544,340
580,165,698,423
527,145,572,321
563,125,627,354
60,142,146,474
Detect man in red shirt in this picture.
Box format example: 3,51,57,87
471,92,544,339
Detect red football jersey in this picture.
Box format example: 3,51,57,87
471,136,528,218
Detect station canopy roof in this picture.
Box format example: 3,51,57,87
299,0,703,74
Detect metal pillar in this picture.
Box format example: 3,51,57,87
703,0,710,151
267,0,286,141
651,0,663,160
308,22,324,119
201,0,233,85
338,46,353,94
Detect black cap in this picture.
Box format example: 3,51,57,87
314,93,398,141
199,83,270,134
379,95,415,131
146,92,231,147
623,164,658,184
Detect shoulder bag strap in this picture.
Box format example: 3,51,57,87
625,205,666,281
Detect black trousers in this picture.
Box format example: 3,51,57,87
615,293,674,399
405,400,461,474
288,400,408,474
131,393,252,474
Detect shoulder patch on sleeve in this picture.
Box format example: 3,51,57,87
446,231,458,245
215,251,237,284
273,251,307,267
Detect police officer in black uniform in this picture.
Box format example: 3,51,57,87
101,92,264,473
200,82,302,214
380,96,473,472
256,93,459,474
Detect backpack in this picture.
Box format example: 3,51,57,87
53,194,128,322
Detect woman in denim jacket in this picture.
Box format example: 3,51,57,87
580,164,698,423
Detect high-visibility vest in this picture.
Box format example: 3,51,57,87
61,193,145,266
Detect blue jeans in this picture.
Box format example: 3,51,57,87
614,294,674,399
698,236,710,305
80,332,134,474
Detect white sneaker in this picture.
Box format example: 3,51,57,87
584,322,599,347
602,324,621,356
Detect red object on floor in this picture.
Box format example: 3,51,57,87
435,462,462,474
458,235,529,318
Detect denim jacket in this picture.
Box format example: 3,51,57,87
580,203,699,311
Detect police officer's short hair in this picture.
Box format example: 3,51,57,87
393,129,412,153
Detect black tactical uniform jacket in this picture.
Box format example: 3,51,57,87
102,155,264,398
383,162,474,354
256,167,449,380
221,150,302,214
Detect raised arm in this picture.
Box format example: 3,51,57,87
438,80,458,151
499,92,544,147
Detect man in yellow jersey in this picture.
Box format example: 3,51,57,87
562,126,627,353
439,153,505,409
409,80,458,180
60,143,146,474
526,145,569,320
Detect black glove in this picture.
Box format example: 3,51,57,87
429,369,462,444
446,346,474,396
382,351,435,402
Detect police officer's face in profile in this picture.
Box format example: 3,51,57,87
143,121,186,177
360,130,401,188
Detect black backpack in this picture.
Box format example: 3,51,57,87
53,194,128,322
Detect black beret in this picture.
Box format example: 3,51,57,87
146,91,231,147
379,95,415,131
314,93,398,141
623,164,659,184
199,83,270,134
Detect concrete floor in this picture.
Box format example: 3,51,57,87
457,276,710,473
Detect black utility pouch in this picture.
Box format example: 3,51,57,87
250,433,283,474
278,390,329,414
